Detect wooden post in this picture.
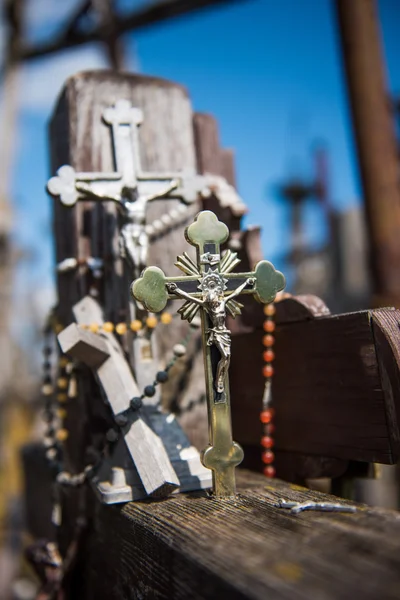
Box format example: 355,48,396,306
335,0,400,307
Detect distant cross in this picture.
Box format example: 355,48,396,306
47,99,212,274
131,210,285,497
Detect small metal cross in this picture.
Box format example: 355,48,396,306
131,210,285,497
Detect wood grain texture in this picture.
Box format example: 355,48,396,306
75,470,400,600
230,299,400,477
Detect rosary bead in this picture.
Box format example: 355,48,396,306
263,303,276,317
57,393,68,403
262,364,274,378
54,323,64,334
173,343,187,357
115,322,127,335
130,396,143,411
169,208,180,220
115,414,128,427
263,320,276,333
43,374,52,385
263,350,275,363
43,360,52,371
261,436,274,449
156,370,169,383
106,429,119,443
262,334,275,347
262,450,275,464
42,384,54,396
228,238,242,251
145,224,155,236
57,378,68,390
89,323,99,333
43,436,55,448
260,409,273,424
102,322,114,333
146,316,158,329
46,448,57,461
43,346,52,357
130,319,142,332
153,219,163,232
160,312,172,325
263,465,276,478
144,385,156,397
56,429,69,442
161,214,172,226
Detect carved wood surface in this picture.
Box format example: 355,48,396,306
74,469,400,600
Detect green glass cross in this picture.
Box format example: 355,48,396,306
131,210,285,497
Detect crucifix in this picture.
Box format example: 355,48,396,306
132,210,285,497
47,98,223,276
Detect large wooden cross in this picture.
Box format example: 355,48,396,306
132,210,285,496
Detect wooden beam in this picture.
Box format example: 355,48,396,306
71,470,400,599
335,0,400,306
230,295,400,480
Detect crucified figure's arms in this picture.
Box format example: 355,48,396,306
225,277,255,302
166,282,205,306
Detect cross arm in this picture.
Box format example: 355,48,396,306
131,267,202,313
224,261,285,304
58,323,110,368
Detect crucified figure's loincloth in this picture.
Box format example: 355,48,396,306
207,326,231,394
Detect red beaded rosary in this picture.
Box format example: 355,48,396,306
260,302,276,478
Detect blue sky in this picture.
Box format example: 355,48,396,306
5,0,400,324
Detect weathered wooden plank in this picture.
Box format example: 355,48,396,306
75,470,400,600
230,296,400,479
21,443,55,540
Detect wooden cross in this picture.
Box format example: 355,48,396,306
47,98,212,273
132,210,285,497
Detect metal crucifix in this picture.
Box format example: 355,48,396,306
46,99,235,276
132,210,285,497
